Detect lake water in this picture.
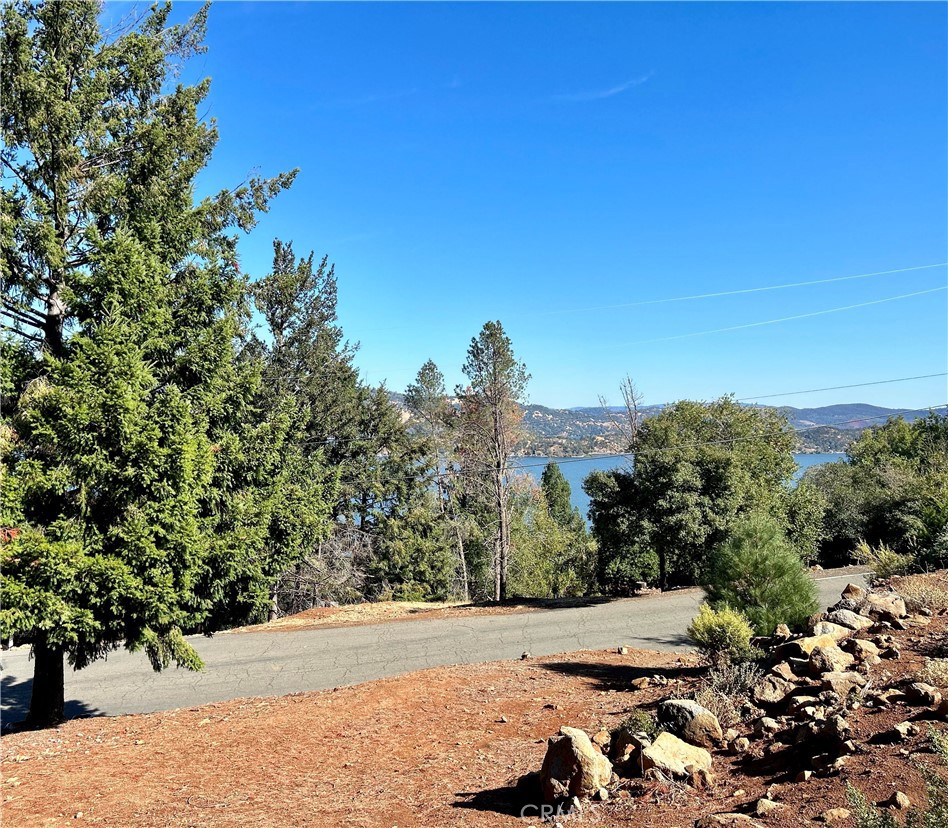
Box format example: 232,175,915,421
512,453,843,521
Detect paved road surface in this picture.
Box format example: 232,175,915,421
0,572,864,722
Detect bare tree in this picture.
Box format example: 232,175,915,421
598,374,644,452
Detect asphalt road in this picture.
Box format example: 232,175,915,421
0,572,864,723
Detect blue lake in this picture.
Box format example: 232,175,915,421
512,453,844,521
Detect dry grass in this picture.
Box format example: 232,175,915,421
693,687,740,729
918,657,948,687
895,573,948,613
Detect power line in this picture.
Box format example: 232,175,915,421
504,402,947,474
330,401,947,487
532,262,948,317
293,372,947,450
736,372,948,403
621,285,947,346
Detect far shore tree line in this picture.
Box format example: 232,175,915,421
1,2,946,729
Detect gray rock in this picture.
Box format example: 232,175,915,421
657,699,723,749
825,609,874,631
809,643,854,675
752,675,794,706
820,671,867,697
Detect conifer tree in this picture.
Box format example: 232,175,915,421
457,321,529,601
0,1,313,726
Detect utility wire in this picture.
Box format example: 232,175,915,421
503,403,947,474
620,285,947,346
533,262,948,317
736,372,948,403
295,372,947,450
330,402,947,487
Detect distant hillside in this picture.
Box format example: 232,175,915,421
390,393,941,457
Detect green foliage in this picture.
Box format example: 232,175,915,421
508,478,596,598
540,462,575,529
806,413,948,568
854,540,915,582
456,321,530,601
613,709,660,741
704,514,819,635
584,468,658,592
0,1,319,724
687,603,758,666
587,397,809,591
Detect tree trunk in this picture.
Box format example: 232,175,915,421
493,458,509,602
454,524,469,602
26,635,65,728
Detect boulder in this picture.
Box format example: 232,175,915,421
864,594,907,621
539,726,613,802
657,699,723,749
770,662,797,681
892,721,919,741
825,609,874,631
809,644,854,675
820,671,867,697
752,675,794,706
611,728,650,771
781,633,839,658
844,638,881,662
905,682,942,707
842,583,867,601
754,798,784,817
811,622,854,643
641,731,712,778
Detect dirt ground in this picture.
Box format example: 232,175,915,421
3,603,947,828
228,567,863,635
227,593,669,634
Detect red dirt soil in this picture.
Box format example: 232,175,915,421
2,616,946,828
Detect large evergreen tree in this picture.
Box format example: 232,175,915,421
457,321,529,601
0,1,316,726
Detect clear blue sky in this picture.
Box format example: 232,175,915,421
150,2,946,410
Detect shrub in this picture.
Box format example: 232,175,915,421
692,687,740,729
613,708,660,741
702,660,764,698
687,603,757,667
854,540,915,583
895,573,948,613
918,658,948,687
704,513,820,635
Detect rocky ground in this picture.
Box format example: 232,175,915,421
2,576,947,828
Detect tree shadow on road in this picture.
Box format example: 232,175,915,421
537,654,701,692
1,674,103,732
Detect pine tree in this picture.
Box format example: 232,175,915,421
0,1,306,726
457,321,529,601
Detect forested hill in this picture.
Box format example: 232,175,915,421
517,402,939,456
391,394,938,456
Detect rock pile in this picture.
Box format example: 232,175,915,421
533,580,943,823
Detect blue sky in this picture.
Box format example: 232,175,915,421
150,2,946,410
